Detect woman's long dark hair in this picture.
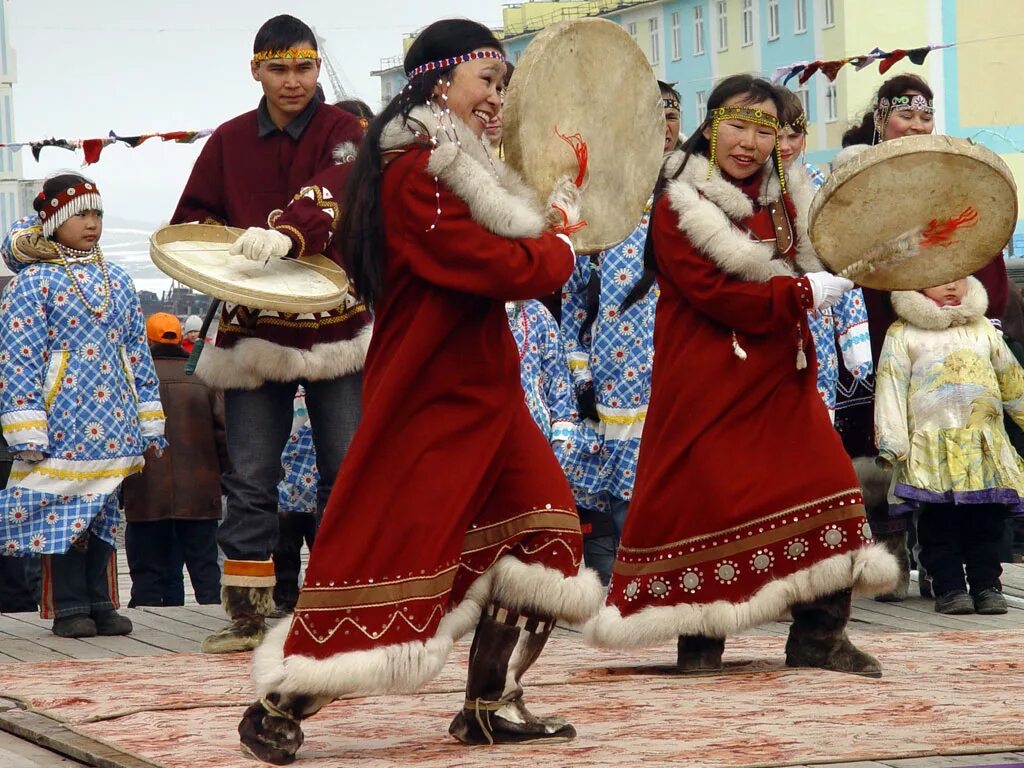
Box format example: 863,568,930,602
339,19,504,307
841,73,933,147
621,74,782,310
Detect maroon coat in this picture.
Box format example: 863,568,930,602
121,344,228,522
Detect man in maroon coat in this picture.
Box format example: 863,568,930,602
170,14,368,653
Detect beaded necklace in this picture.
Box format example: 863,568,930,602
53,241,111,317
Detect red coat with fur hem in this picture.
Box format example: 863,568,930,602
586,156,896,649
280,139,588,663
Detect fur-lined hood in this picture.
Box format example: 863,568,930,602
659,151,822,283
379,105,547,240
891,276,988,330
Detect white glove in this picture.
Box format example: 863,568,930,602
228,227,292,262
805,271,854,311
545,175,583,231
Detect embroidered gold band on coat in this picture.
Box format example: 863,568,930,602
612,503,866,577
295,566,458,611
461,509,580,555
218,303,368,334
618,488,862,555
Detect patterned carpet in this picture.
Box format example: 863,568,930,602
2,629,1024,767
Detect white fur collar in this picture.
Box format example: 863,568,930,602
891,277,988,330
379,105,545,239
661,151,820,283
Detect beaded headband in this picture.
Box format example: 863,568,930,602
405,50,505,80
782,113,808,133
37,182,103,238
252,48,320,64
706,106,786,193
663,97,681,110
874,93,935,138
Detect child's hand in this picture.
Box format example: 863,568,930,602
15,450,44,463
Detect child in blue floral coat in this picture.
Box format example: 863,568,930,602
0,174,166,637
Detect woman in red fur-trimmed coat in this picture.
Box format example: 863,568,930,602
585,75,897,676
237,19,603,765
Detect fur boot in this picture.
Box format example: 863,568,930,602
201,585,273,654
873,532,910,602
449,604,576,745
238,692,331,765
785,589,881,677
676,635,726,673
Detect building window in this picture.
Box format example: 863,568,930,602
649,17,661,64
696,89,708,123
823,0,835,27
741,0,754,46
693,5,705,55
768,0,780,40
716,0,728,51
797,87,810,119
794,0,806,33
628,21,637,40
671,11,681,60
825,83,838,122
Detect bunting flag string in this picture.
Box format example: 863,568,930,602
770,42,954,86
0,128,214,166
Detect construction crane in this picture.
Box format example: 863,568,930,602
313,27,350,103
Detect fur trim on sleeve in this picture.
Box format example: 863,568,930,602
783,164,826,275
890,276,988,330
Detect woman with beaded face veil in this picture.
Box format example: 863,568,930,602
584,75,897,677
834,74,1011,603
237,18,603,764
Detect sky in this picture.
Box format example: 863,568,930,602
7,1,506,288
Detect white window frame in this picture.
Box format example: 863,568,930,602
693,5,705,56
696,90,708,123
823,0,835,27
671,11,682,60
796,87,810,119
716,0,728,52
741,0,754,46
768,0,780,40
649,17,661,64
825,83,838,122
794,0,807,34
627,21,637,40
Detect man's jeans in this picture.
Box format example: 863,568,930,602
218,374,362,562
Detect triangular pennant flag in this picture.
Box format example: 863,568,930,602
878,49,909,74
906,46,931,65
783,64,807,86
109,130,154,148
819,59,848,81
798,61,822,85
81,138,114,165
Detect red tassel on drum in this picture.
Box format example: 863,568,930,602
920,206,979,249
551,204,588,235
556,129,589,187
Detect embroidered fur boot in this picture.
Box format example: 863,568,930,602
873,532,910,602
785,589,881,677
238,692,331,765
676,635,726,673
449,604,576,745
201,585,273,654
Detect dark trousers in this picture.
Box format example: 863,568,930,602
0,557,41,612
273,510,317,610
916,502,1005,596
125,519,221,606
218,374,361,562
45,537,115,618
579,498,630,586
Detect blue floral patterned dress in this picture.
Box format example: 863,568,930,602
278,390,319,515
0,216,165,556
803,164,872,420
506,300,575,445
560,209,656,510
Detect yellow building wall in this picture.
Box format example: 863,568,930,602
956,1,1024,127
714,0,755,80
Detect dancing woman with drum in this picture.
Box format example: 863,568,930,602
835,74,1011,601
238,19,603,764
585,75,897,676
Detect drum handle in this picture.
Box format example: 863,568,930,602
836,228,923,283
185,297,222,377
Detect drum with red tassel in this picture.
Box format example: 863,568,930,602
502,18,664,254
